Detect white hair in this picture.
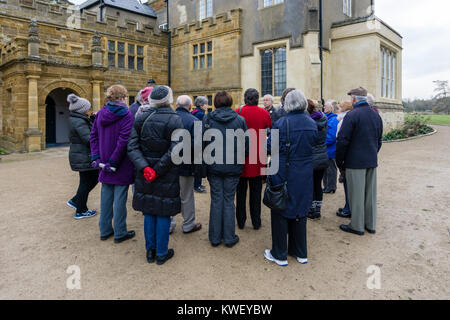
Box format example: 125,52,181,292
136,90,144,104
263,94,274,102
284,90,308,112
176,95,192,110
367,93,375,107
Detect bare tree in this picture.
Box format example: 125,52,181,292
432,80,450,114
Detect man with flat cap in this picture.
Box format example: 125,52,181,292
336,87,383,236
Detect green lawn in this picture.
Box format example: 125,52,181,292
406,114,450,125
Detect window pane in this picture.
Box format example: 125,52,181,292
137,57,144,70
200,55,205,69
118,42,125,53
128,44,135,55
128,56,135,69
274,47,286,96
207,54,212,68
261,49,273,96
137,46,144,56
263,0,273,7
108,53,115,67
199,0,205,20
193,57,198,69
392,55,396,99
200,43,205,53
193,44,198,55
108,40,115,51
207,41,212,52
206,0,213,17
118,54,125,68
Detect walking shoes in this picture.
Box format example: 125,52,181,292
114,230,136,243
157,249,174,265
74,210,97,220
264,249,288,267
339,224,364,236
67,200,77,210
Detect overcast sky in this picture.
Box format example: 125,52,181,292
69,0,450,100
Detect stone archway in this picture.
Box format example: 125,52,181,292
40,81,88,149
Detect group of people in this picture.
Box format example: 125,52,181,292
66,79,383,267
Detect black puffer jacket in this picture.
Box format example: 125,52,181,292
127,107,184,217
68,112,96,172
203,107,250,177
312,114,330,170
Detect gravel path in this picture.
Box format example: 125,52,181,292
0,126,449,300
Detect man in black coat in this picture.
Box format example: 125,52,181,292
336,87,383,236
175,95,202,234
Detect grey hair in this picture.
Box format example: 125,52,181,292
352,95,368,102
194,96,208,108
325,99,338,112
136,90,144,103
284,90,308,112
367,93,375,107
263,94,274,102
176,95,193,110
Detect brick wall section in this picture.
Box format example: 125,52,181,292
171,9,243,109
0,0,169,151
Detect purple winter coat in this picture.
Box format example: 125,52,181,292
90,102,135,185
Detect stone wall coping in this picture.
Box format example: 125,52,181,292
383,128,437,144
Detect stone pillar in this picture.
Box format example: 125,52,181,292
91,31,103,67
91,80,102,112
28,18,40,58
25,75,42,152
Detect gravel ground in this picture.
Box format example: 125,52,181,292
0,126,449,300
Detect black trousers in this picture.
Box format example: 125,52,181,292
313,169,325,202
236,176,263,228
71,170,99,213
271,212,307,261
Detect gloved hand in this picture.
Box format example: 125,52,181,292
143,167,158,182
102,163,117,173
91,159,101,169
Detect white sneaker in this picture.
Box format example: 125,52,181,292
297,257,308,264
264,249,288,267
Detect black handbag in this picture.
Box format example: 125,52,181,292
263,118,290,211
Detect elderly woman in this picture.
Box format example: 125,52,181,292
307,99,330,220
323,100,339,194
336,101,353,218
67,94,99,220
192,96,209,193
264,90,318,267
128,86,184,265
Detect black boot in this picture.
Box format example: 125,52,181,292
156,249,175,265
312,201,322,220
147,249,156,263
307,201,318,220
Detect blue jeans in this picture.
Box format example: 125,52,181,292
144,214,171,257
99,184,129,239
207,175,240,245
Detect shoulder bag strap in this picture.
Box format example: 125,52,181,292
140,110,157,137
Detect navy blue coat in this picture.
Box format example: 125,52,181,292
336,101,383,169
192,107,205,121
268,110,318,219
176,107,200,177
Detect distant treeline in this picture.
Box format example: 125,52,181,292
403,97,450,114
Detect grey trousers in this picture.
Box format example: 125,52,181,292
99,184,129,239
178,176,196,232
346,168,377,233
207,175,240,245
323,158,337,191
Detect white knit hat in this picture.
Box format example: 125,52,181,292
67,94,91,114
149,86,173,107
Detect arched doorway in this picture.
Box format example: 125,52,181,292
45,88,76,147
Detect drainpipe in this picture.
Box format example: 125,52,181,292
319,0,324,108
164,0,171,87
99,0,104,22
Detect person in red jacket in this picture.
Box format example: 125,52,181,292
235,88,272,230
